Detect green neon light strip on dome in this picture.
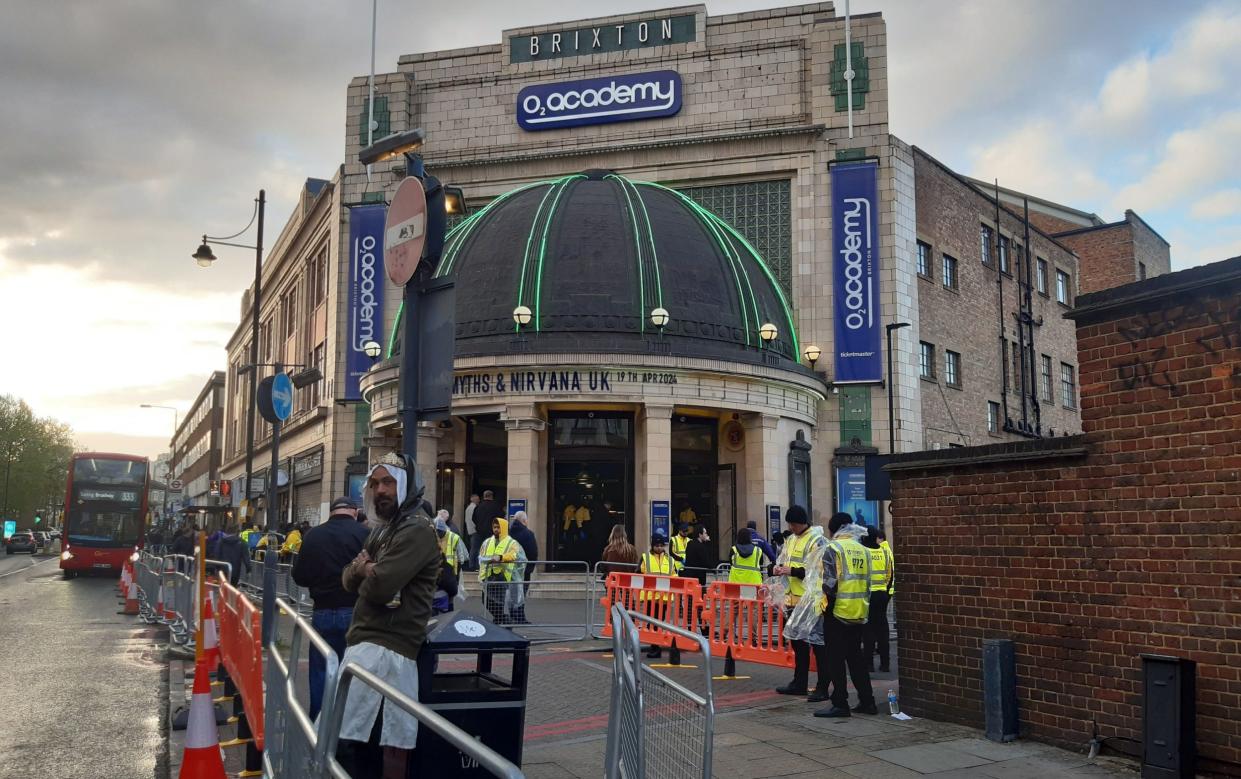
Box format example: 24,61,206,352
386,300,402,359
623,176,664,308
636,181,800,356
437,180,548,279
534,175,586,331
515,180,563,330
606,175,647,332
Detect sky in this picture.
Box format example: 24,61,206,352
0,0,1237,458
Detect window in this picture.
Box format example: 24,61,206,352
680,180,792,295
282,285,298,338
1040,355,1053,401
987,401,1001,434
942,254,959,291
309,342,325,408
307,246,328,310
1060,363,1076,408
1139,262,1147,280
1055,269,1071,305
1036,258,1049,295
980,225,993,265
945,350,961,388
998,236,1010,274
919,341,936,379
916,240,932,278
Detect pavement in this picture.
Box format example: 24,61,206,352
0,550,167,779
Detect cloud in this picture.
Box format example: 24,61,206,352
1111,110,1241,212
1190,189,1241,220
967,121,1110,206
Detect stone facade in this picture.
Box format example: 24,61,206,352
170,371,225,509
886,256,1241,774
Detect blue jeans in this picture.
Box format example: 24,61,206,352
309,606,353,721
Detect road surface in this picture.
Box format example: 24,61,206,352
0,554,166,779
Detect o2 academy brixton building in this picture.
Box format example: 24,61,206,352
341,3,1104,564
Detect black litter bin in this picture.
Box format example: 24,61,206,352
411,611,530,776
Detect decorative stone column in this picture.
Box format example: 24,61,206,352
415,422,443,509
636,404,674,546
743,413,783,527
502,403,546,551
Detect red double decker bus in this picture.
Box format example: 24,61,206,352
60,452,149,578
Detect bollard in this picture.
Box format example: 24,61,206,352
983,639,1018,742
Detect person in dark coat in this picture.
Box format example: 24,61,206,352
745,520,777,564
508,511,539,601
215,526,251,586
470,490,503,568
683,526,716,586
291,496,371,720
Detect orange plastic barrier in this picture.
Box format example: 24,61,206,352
598,572,702,650
216,579,264,750
701,581,802,669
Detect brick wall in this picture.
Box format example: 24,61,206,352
888,256,1241,775
1026,211,1087,235
1127,210,1171,281
1055,222,1133,294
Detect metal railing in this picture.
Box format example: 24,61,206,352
606,605,715,779
471,559,592,643
264,598,340,778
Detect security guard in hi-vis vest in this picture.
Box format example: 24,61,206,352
669,522,691,566
773,506,831,701
863,526,894,673
813,513,877,718
639,533,680,659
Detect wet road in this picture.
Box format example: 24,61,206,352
0,556,166,779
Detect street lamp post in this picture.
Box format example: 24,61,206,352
193,191,266,520
139,404,179,524
885,322,911,455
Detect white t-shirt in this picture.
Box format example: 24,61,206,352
464,502,478,536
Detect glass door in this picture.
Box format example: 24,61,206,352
715,464,737,561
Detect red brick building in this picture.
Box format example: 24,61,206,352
886,255,1241,775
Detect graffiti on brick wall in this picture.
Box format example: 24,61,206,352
1116,304,1241,395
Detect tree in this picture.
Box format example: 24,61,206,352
0,395,76,527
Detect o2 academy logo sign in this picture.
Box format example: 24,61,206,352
517,70,683,131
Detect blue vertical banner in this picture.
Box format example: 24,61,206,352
831,160,883,383
345,205,387,401
651,500,670,539
766,504,781,541
507,498,527,520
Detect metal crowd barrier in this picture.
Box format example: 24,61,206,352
261,597,524,779
471,559,592,643
605,605,715,779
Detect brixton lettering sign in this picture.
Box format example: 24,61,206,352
510,14,696,63
517,70,683,131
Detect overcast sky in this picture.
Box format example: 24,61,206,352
1,0,1237,458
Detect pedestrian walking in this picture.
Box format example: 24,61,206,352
508,511,539,601
599,524,639,575
471,490,502,569
774,506,830,701
745,519,777,563
336,454,441,777
433,514,468,615
863,526,894,672
814,513,876,718
290,497,369,721
214,525,251,587
683,525,715,586
464,493,480,543
478,517,527,625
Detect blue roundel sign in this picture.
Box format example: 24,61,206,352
270,372,294,421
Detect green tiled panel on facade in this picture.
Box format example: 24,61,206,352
361,192,386,204
354,404,370,452
839,386,872,445
678,179,793,296
358,96,391,145
830,42,869,111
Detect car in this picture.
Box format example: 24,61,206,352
32,531,51,548
5,532,37,555
48,530,61,540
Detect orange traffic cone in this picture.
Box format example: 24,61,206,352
118,560,129,595
178,656,226,779
201,594,220,672
122,578,140,615
155,583,165,620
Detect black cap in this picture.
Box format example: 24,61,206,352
651,533,668,545
330,496,358,511
828,512,853,535
785,505,810,526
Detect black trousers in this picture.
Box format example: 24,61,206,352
864,591,891,669
786,607,829,692
824,617,874,709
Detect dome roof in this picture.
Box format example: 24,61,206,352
409,171,799,367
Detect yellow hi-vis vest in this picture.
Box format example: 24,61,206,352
478,536,517,582
728,546,764,585
441,530,462,574
641,552,674,576
784,531,816,603
867,545,892,592
829,538,871,624
880,540,895,593
670,534,689,560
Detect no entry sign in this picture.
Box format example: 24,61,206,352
384,177,428,286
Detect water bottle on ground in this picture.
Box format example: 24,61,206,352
888,689,899,715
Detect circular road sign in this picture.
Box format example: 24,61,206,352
270,372,294,422
384,176,428,286
169,479,184,492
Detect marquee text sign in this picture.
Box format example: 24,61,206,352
453,368,680,398
510,14,695,63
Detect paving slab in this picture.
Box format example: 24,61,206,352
841,759,927,779
804,746,884,767
976,755,1091,779
936,738,1040,762
871,743,996,774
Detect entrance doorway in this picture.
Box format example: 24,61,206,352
547,412,633,565
465,415,507,504
670,415,722,567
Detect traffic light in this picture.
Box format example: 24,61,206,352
34,514,42,524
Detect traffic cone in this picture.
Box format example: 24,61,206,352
178,656,226,779
122,578,140,615
155,583,165,620
201,594,220,672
